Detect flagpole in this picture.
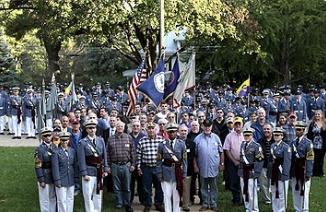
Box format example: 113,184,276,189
247,75,250,107
159,0,164,57
42,79,46,128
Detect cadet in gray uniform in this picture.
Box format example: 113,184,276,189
34,127,57,212
157,123,187,212
290,121,314,212
10,87,23,139
0,90,7,134
78,119,109,212
238,127,264,212
52,132,78,212
267,127,291,212
23,89,37,139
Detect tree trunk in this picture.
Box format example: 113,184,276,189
43,37,61,73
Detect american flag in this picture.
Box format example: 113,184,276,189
126,57,147,116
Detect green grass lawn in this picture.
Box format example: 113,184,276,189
0,147,325,211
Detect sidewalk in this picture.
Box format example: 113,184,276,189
0,133,40,147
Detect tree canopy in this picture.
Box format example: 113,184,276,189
0,0,326,89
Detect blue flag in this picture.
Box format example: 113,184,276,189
163,56,180,101
137,56,165,107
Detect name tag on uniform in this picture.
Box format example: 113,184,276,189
125,144,130,148
187,149,190,153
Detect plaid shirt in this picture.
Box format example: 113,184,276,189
106,133,136,166
282,124,296,145
136,135,165,169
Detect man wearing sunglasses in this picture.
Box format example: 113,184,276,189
34,127,58,212
290,121,314,212
78,119,109,212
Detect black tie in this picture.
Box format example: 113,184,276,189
245,142,248,150
93,139,96,146
296,138,299,146
170,140,174,149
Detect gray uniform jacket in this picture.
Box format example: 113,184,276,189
22,97,37,117
290,136,314,178
52,146,79,187
156,139,188,181
267,141,292,181
78,136,109,176
34,142,58,184
238,140,264,178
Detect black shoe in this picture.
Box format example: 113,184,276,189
155,205,164,211
0,132,4,135
8,133,14,135
26,136,32,139
12,136,17,139
125,205,134,212
17,136,21,139
233,202,240,207
31,136,37,139
143,206,151,212
183,207,190,211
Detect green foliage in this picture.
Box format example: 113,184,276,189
0,29,14,73
0,28,19,88
250,0,326,85
1,0,326,88
59,46,134,88
199,0,326,87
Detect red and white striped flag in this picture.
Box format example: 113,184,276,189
126,57,147,116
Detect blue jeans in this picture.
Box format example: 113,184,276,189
200,176,217,207
228,162,240,203
111,162,132,206
141,165,163,207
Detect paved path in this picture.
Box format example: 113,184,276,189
0,133,203,211
0,133,40,147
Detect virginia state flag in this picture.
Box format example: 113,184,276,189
137,56,165,107
236,78,250,97
163,56,180,101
